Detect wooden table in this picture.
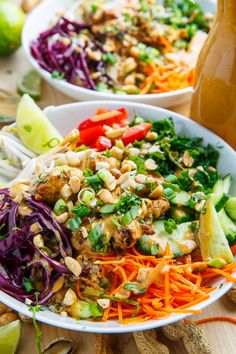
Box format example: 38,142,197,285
0,47,236,354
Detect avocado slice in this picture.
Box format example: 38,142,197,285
197,200,234,267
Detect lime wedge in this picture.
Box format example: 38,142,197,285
16,94,62,154
0,319,21,354
17,70,42,100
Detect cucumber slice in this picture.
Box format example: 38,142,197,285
197,200,234,267
225,197,236,221
215,194,229,212
218,209,236,245
211,174,232,211
170,191,191,207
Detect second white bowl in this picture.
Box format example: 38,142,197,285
22,0,216,107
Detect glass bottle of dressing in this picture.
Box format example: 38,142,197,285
190,0,236,148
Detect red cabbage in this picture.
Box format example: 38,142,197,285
0,189,72,304
30,17,111,90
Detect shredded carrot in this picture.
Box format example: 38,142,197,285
90,110,121,122
204,268,236,283
102,307,110,321
80,276,101,288
139,77,153,94
76,280,84,299
93,246,236,324
138,61,195,94
164,269,170,308
166,308,202,314
194,316,236,325
178,295,210,309
117,303,123,324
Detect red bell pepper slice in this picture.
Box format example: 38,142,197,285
79,125,105,146
121,123,152,145
78,108,128,130
95,136,112,151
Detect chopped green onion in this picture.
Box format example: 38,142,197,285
83,168,94,177
53,199,67,215
68,217,81,231
103,53,117,64
80,190,94,205
162,182,178,191
122,211,132,226
164,218,177,234
124,282,146,294
100,204,116,215
71,204,90,217
97,169,112,182
86,174,101,184
150,244,158,255
122,206,140,226
165,174,178,183
163,187,176,199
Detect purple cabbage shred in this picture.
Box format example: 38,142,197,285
0,189,72,304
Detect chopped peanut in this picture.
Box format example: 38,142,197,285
97,189,115,203
65,257,82,278
62,289,77,307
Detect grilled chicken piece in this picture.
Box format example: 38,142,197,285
113,227,133,249
140,224,155,235
71,229,86,252
34,175,68,205
147,197,170,219
113,220,142,250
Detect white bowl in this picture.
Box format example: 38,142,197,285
0,100,235,333
22,0,216,108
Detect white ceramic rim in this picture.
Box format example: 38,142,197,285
22,0,216,102
0,99,235,333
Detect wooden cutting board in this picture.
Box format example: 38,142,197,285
0,46,236,354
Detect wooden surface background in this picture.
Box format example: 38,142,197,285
0,43,236,354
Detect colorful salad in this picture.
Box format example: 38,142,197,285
0,102,236,324
31,0,213,95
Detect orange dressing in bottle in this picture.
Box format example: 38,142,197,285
190,0,236,148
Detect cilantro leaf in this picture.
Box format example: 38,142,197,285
129,155,147,174
23,277,34,292
115,193,141,214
